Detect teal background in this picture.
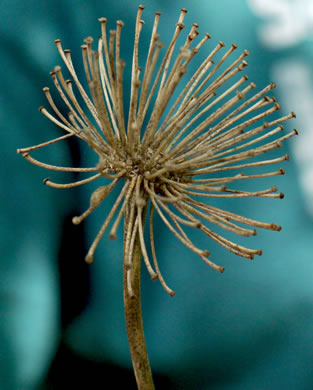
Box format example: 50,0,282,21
1,0,313,389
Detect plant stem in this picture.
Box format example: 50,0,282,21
123,209,155,390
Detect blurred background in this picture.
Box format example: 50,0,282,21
1,0,313,389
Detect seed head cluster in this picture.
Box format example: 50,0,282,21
18,6,297,296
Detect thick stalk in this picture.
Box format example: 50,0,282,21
123,208,155,390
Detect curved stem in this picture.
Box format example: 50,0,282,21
123,207,155,390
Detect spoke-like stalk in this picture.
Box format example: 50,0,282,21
123,206,154,390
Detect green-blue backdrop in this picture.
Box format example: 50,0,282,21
1,0,313,389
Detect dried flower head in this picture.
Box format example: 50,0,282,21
18,6,297,296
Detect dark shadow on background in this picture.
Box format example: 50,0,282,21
42,342,176,390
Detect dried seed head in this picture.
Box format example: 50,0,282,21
18,7,297,296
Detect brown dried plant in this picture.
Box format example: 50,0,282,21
17,6,297,389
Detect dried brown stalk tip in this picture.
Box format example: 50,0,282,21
18,6,297,296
